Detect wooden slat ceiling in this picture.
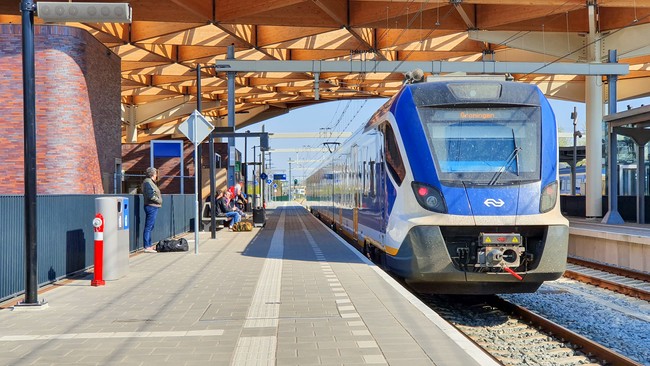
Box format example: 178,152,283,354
2,0,650,142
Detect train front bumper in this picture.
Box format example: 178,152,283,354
385,224,569,294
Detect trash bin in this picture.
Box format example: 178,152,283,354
253,207,265,227
95,197,130,280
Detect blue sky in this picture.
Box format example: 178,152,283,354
236,94,650,184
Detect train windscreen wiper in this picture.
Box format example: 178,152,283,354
489,146,522,186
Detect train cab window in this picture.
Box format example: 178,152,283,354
419,107,541,184
384,124,406,185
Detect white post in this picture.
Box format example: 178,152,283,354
585,3,603,218
193,121,199,254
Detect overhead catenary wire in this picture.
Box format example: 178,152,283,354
521,10,650,78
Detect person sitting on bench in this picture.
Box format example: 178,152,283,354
225,189,247,219
217,189,241,231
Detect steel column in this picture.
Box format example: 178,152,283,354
227,45,235,188
602,50,624,224
20,0,40,306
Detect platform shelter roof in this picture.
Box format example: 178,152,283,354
2,1,650,142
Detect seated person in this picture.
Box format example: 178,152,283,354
217,190,241,230
225,190,247,219
234,181,248,211
226,192,246,219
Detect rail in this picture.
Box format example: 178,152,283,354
490,297,642,366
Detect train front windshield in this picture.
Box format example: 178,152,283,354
419,107,541,185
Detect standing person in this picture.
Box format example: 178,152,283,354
141,167,162,253
218,189,241,230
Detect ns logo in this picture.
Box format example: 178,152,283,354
483,198,505,208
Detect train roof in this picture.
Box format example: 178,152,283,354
364,80,544,131
408,80,543,107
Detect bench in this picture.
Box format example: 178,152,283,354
201,202,230,230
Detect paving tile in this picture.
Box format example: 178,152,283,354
0,205,495,366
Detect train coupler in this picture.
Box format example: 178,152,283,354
477,233,525,269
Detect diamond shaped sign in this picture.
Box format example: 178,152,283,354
178,110,214,144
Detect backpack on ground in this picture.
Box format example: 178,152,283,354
232,222,253,232
156,238,189,252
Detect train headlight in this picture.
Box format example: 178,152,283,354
412,182,447,213
539,181,558,213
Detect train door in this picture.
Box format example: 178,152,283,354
377,129,387,234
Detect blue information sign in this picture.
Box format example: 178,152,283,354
260,172,268,180
273,174,286,181
267,178,272,184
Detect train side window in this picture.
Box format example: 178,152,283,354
369,160,376,197
362,161,367,196
384,124,406,185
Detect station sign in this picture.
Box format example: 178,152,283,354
273,174,286,181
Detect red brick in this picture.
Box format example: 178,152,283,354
0,25,120,194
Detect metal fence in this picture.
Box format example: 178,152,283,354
0,194,194,302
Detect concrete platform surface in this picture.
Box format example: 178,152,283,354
0,203,498,366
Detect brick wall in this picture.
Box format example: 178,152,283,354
0,25,121,194
121,141,231,198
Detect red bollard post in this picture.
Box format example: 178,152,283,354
91,213,105,286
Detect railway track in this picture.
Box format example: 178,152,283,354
318,215,648,365
565,257,650,301
419,293,643,366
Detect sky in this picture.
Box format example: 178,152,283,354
235,94,650,185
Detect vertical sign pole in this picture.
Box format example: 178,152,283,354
193,114,199,254
195,67,202,253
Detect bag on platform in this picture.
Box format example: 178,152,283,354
156,238,189,252
232,222,253,232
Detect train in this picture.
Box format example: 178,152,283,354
306,78,569,294
559,165,641,196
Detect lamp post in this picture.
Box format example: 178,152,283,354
288,158,293,202
267,151,272,203
195,64,218,239
18,1,131,308
571,107,581,195
252,145,259,208
244,130,250,198
20,0,39,307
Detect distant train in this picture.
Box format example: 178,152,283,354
559,165,640,196
306,78,569,294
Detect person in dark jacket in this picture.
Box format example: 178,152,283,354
141,167,162,252
217,189,241,230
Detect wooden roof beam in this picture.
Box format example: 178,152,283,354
312,0,348,26
350,1,441,27
130,21,207,43
169,0,214,22
476,4,583,30
347,27,387,60
216,0,304,22
452,1,475,29
257,25,335,46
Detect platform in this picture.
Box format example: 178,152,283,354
568,217,650,273
0,203,497,366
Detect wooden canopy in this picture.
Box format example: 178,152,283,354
2,0,650,142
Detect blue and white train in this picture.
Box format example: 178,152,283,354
306,79,569,294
